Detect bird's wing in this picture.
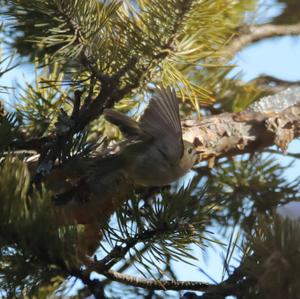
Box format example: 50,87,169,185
139,86,183,162
104,109,142,138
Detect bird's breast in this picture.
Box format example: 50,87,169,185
124,145,187,186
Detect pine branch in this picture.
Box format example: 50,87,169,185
223,22,300,59
195,261,256,299
71,222,211,295
86,223,185,273
101,245,151,287
103,269,210,291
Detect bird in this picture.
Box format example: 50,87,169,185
102,86,198,186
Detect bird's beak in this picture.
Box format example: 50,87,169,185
194,150,202,163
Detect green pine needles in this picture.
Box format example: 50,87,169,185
0,0,299,298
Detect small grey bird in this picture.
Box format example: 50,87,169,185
103,86,197,186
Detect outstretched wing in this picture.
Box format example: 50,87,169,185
139,86,183,162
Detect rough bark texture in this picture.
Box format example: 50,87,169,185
182,103,300,161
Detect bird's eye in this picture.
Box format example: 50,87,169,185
188,148,193,154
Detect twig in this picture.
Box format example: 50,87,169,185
250,75,300,94
264,148,300,159
100,244,151,287
87,227,167,273
196,260,257,299
103,269,210,291
71,90,83,120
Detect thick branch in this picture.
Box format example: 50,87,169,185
224,22,300,58
183,91,300,163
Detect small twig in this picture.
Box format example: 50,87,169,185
250,75,300,93
100,244,151,287
103,269,210,291
251,75,300,87
87,228,160,273
196,261,257,299
264,148,300,159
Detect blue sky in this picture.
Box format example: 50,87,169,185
233,36,300,81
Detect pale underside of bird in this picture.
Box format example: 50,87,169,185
103,86,197,187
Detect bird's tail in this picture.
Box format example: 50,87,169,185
53,154,126,206
104,109,142,138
